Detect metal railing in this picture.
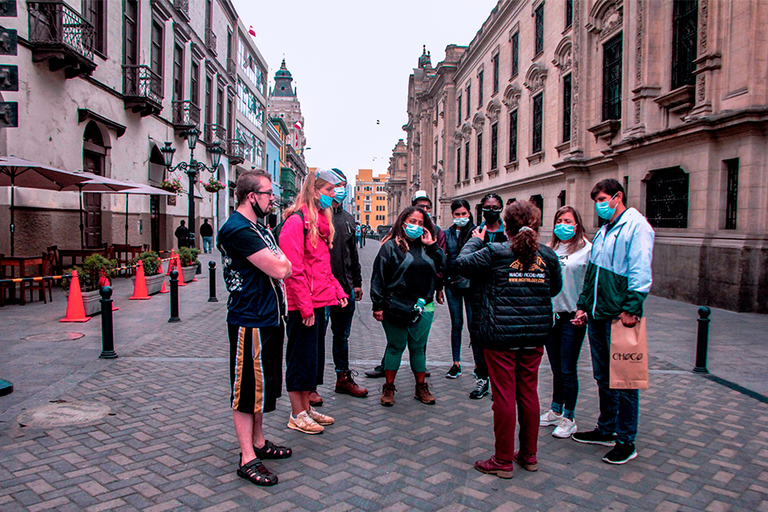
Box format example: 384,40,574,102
28,1,95,61
173,0,189,17
205,123,226,143
205,29,217,54
123,65,163,105
227,138,245,163
172,100,200,128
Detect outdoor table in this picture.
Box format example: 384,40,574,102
111,244,144,272
0,255,44,305
59,248,106,269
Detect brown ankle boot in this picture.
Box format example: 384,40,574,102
335,371,368,397
381,383,396,406
414,382,435,405
308,390,323,407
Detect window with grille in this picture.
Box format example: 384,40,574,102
645,166,689,228
511,32,519,77
476,133,483,175
509,109,518,162
535,4,544,55
725,159,738,230
562,74,572,142
465,141,470,180
491,122,498,170
492,54,500,94
456,146,462,183
602,34,623,121
478,71,484,107
672,0,698,89
532,93,543,154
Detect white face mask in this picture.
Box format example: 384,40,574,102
453,217,469,227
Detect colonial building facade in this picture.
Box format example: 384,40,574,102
0,0,264,254
384,139,407,226
355,169,389,232
400,0,768,313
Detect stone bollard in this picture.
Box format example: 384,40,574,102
692,306,711,374
99,286,118,359
169,270,181,323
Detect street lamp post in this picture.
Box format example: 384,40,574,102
160,128,225,248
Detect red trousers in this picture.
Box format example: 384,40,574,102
485,347,544,463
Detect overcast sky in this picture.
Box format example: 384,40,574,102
231,0,498,183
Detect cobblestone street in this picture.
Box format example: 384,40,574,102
1,243,768,511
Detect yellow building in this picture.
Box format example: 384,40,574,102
354,169,389,232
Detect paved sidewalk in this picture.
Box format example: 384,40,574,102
1,244,767,511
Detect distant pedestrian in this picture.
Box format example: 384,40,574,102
442,199,476,379
324,169,368,399
278,169,348,435
200,219,214,253
371,205,444,407
360,224,366,247
571,179,654,465
355,223,362,248
457,200,562,479
217,170,292,487
175,220,190,248
539,206,591,439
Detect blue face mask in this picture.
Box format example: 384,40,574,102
453,217,469,227
404,223,423,239
595,195,618,220
333,187,347,203
318,193,334,210
553,223,575,241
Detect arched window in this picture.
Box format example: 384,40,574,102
148,145,165,185
645,166,689,228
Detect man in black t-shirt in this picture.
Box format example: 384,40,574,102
174,220,190,248
200,219,214,253
217,171,292,487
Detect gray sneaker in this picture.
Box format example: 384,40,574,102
469,378,489,399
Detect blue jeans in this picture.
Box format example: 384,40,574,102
587,318,639,444
324,289,356,372
202,236,213,253
545,312,586,420
445,286,472,363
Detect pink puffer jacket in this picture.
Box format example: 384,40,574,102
279,206,346,319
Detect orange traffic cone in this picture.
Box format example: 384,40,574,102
157,257,164,275
99,271,119,311
60,270,91,323
176,255,187,287
129,260,151,300
159,276,169,294
166,250,176,275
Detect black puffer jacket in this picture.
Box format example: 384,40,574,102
456,237,562,351
329,206,362,292
443,223,476,290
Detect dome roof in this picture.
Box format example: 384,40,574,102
275,59,292,79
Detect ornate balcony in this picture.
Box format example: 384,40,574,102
227,139,245,165
173,0,189,19
27,1,96,78
123,65,163,117
205,29,217,55
205,123,226,144
172,100,200,132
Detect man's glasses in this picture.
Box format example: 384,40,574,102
252,190,275,197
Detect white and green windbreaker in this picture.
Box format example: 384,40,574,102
576,207,655,320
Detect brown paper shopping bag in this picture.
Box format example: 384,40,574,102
610,318,649,389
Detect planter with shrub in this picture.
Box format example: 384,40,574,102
178,247,200,283
63,254,117,316
130,251,165,295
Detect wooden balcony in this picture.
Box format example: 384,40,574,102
227,139,245,165
205,123,226,144
123,65,163,117
27,1,96,79
172,100,200,133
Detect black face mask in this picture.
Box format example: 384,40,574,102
251,199,269,219
482,209,501,225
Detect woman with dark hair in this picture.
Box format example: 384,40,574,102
466,193,508,399
457,200,562,478
443,199,476,378
539,206,592,439
371,205,445,407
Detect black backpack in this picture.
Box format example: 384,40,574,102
272,210,306,243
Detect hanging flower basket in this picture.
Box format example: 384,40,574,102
160,177,183,194
203,177,226,193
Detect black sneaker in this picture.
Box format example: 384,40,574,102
469,378,489,399
602,442,637,464
365,365,384,378
572,428,617,447
446,364,461,379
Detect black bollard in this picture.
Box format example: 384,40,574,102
693,306,711,374
99,286,118,359
169,269,181,323
208,260,218,302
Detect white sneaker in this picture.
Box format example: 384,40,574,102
539,409,563,426
552,417,578,438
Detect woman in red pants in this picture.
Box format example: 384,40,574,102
456,200,562,478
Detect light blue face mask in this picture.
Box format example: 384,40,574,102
404,223,423,239
595,194,618,220
453,217,469,227
333,187,347,203
553,223,575,241
318,193,334,209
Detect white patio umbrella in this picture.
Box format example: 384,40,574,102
0,156,91,256
91,182,174,246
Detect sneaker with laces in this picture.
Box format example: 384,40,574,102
571,428,617,446
414,382,436,404
307,406,334,426
602,442,637,464
552,417,577,438
446,364,462,379
287,410,324,434
539,409,563,426
469,378,489,399
380,382,396,407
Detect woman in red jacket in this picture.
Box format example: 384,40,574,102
278,169,348,435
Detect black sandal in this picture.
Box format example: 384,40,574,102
254,440,292,460
237,458,278,486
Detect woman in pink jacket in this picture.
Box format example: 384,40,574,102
278,169,348,435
